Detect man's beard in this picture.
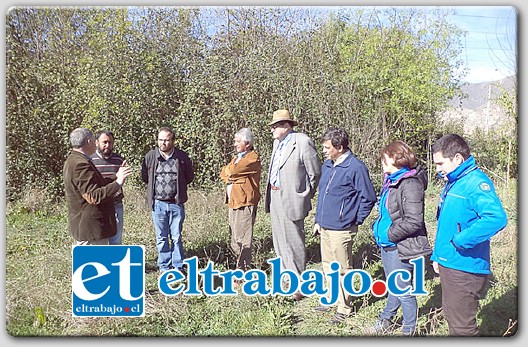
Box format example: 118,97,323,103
99,147,112,157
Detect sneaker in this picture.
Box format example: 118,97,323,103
314,305,333,313
328,312,349,325
401,327,418,337
364,318,394,335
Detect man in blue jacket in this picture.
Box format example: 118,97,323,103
313,127,377,325
432,134,507,336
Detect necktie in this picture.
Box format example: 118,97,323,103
269,142,283,186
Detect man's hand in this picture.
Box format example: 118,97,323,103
116,160,133,185
313,223,321,237
432,261,439,274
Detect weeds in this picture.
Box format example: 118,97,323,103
5,182,518,337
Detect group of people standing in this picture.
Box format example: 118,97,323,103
217,109,507,336
63,126,194,275
63,108,507,337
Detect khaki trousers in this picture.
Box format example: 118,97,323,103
229,205,257,270
320,225,358,315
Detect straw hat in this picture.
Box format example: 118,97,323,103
268,109,298,126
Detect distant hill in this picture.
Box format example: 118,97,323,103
442,75,516,134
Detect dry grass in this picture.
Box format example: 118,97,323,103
5,179,518,337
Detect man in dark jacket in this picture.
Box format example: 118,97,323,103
63,128,132,245
141,127,194,274
313,127,377,325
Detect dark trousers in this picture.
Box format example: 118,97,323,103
439,265,489,336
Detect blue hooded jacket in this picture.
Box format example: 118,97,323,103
372,167,411,248
315,150,377,230
431,155,507,274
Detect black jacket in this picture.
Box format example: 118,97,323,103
141,148,194,210
386,166,432,260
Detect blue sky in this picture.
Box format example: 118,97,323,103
447,6,517,83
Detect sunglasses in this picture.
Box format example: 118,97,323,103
271,121,287,129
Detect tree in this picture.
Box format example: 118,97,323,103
6,6,469,200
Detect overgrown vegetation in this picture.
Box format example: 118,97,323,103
5,182,517,337
7,6,475,200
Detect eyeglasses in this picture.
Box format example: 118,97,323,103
271,122,286,130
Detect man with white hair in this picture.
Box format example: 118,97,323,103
220,127,262,272
63,127,132,245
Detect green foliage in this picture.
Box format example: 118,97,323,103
469,128,517,181
7,6,472,201
333,8,464,166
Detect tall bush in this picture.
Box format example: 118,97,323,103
6,6,472,200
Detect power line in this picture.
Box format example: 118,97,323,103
466,59,505,62
465,47,515,51
464,30,512,35
451,14,513,20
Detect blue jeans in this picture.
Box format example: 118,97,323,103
152,200,185,271
379,247,417,334
109,202,124,245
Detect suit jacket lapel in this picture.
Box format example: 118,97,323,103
280,133,296,168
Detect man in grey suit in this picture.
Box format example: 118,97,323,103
265,109,321,301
